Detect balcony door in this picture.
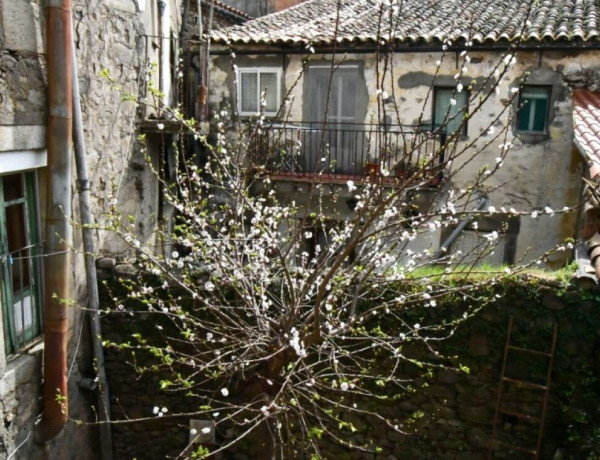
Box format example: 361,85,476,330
307,65,360,175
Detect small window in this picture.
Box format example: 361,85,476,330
237,68,281,116
433,87,468,137
517,86,551,133
0,172,42,354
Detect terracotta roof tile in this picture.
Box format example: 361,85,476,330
574,89,600,174
212,0,600,46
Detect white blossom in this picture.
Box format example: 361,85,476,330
485,231,499,241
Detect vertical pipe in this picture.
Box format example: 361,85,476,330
157,0,171,110
36,0,72,443
71,19,114,459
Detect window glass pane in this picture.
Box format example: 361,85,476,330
5,202,31,293
518,86,549,132
259,72,278,113
310,67,360,123
309,68,332,121
3,174,24,201
532,98,548,131
518,100,532,131
13,295,34,335
340,73,357,119
328,75,340,120
240,72,258,113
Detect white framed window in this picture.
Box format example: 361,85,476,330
237,67,282,116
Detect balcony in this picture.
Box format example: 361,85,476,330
248,121,446,186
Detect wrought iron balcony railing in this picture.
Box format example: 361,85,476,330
248,121,447,184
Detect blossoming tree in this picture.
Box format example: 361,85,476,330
99,2,576,458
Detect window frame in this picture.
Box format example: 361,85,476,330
0,172,43,355
236,67,282,117
307,64,360,124
432,86,469,138
516,85,552,134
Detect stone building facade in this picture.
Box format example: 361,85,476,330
209,0,600,270
0,0,184,458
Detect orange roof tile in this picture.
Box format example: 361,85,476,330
574,89,600,178
212,0,600,47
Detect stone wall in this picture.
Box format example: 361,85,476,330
0,0,183,457
72,0,157,254
99,264,600,459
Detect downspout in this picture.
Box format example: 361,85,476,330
71,19,114,460
157,0,171,112
202,0,214,121
36,0,72,443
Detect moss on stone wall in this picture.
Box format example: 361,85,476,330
100,267,600,459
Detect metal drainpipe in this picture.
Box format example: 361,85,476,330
70,17,114,460
202,0,214,121
157,0,170,113
36,0,72,443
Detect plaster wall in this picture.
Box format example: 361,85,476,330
211,48,592,266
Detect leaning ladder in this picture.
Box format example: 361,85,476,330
489,315,558,459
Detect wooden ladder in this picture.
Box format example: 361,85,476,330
489,315,558,459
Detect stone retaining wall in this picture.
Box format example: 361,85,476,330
99,263,600,459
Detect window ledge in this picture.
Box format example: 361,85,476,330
516,131,550,145
1,341,43,396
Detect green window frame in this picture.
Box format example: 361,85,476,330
433,87,468,137
0,172,43,354
517,86,551,133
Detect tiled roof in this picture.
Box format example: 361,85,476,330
201,0,253,22
211,0,600,46
574,89,600,176
573,89,600,281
